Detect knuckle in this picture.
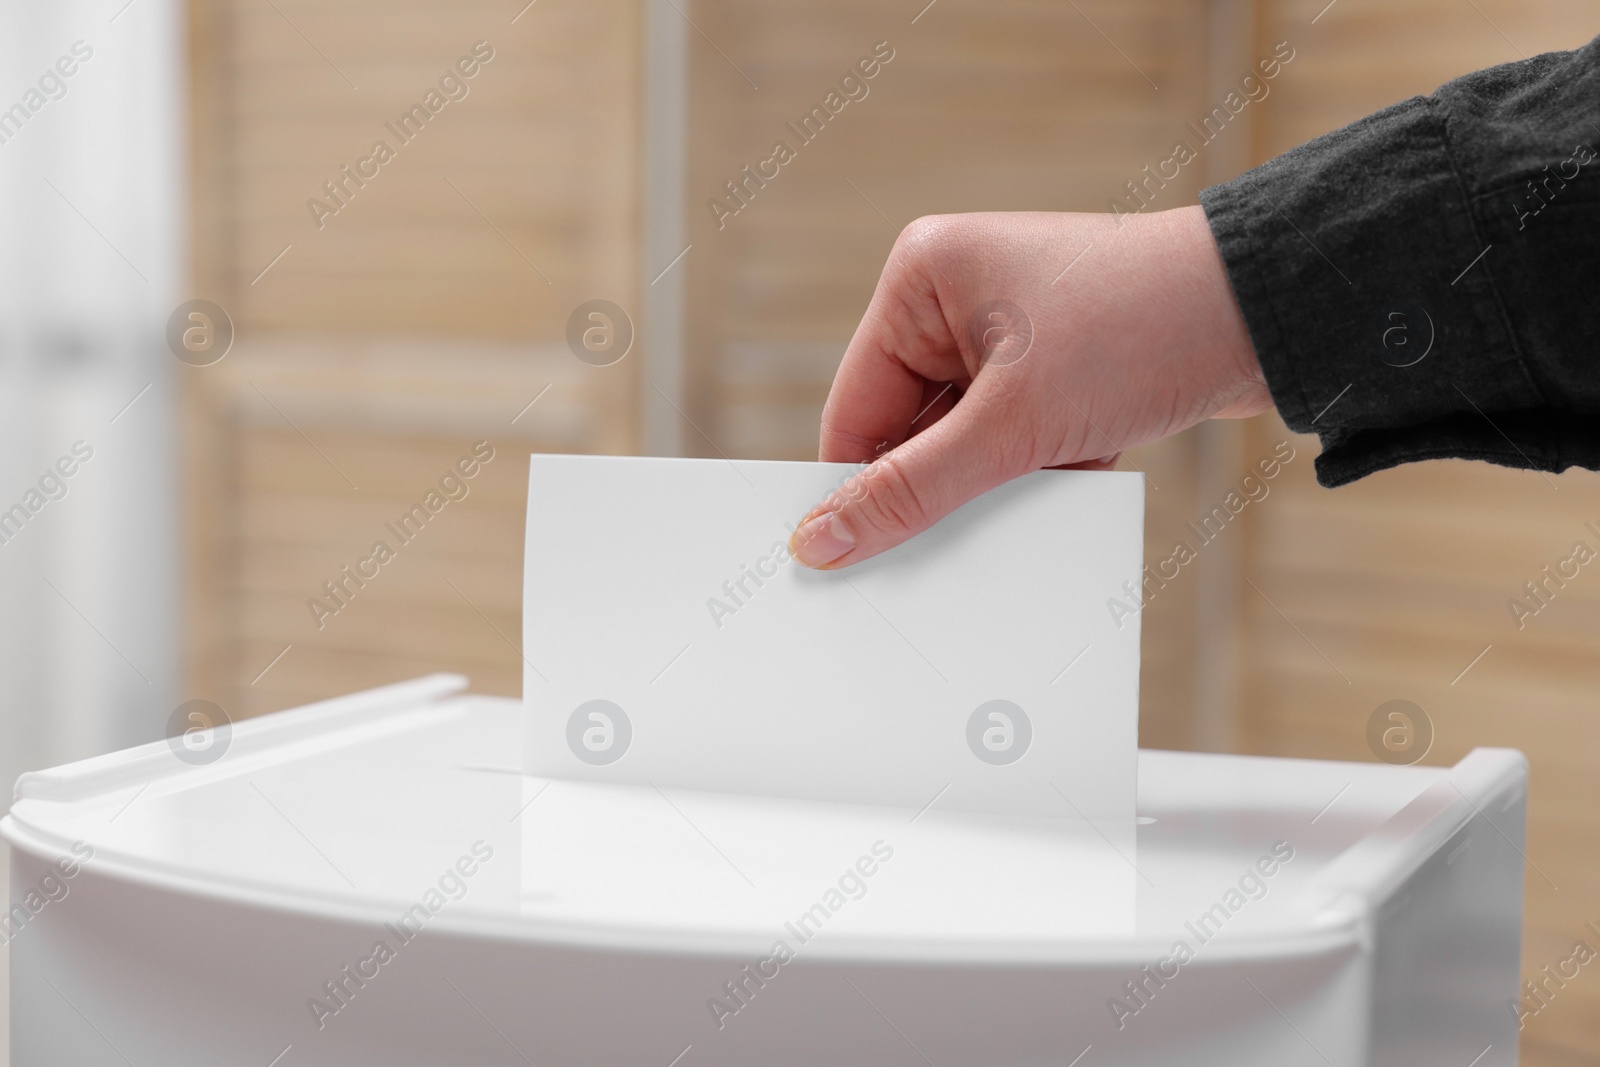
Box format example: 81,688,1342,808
894,214,956,261
851,452,932,535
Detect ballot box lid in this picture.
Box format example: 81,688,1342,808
1,674,1526,966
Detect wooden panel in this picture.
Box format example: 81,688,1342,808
688,0,1215,360
186,0,641,714
1255,0,1597,159
193,0,640,337
185,338,625,718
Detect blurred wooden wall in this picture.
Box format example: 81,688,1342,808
187,1,1598,1061
185,0,640,716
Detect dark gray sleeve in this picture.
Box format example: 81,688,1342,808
1200,33,1600,488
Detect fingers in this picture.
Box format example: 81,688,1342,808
789,396,1027,569
802,215,1041,568
819,227,971,464
817,342,930,464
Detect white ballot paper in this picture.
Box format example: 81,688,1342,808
523,454,1142,826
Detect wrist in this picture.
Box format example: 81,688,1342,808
1166,204,1272,420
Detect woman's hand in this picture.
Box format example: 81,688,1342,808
788,204,1273,569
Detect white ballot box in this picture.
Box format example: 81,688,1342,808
4,675,1524,1066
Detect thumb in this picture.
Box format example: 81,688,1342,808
787,403,1026,569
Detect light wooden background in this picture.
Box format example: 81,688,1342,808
187,0,1599,1061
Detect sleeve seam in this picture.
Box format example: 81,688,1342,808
1429,93,1554,410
